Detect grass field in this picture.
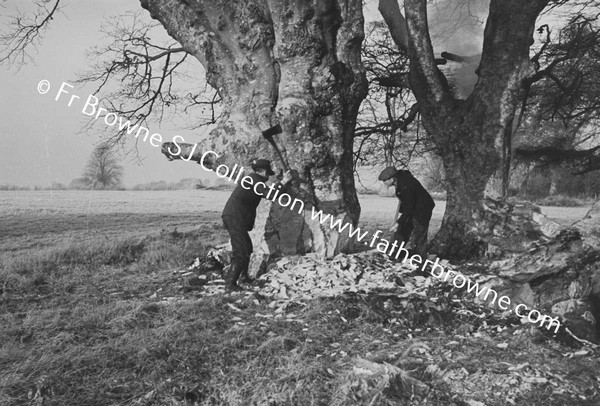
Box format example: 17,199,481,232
0,190,598,405
2,190,589,256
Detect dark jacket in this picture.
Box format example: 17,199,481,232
394,170,435,225
221,172,282,231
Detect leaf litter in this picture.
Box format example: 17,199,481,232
165,246,600,405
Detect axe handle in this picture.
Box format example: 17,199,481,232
264,135,290,171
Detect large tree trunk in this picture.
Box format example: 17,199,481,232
140,0,368,257
380,0,549,260
428,122,499,259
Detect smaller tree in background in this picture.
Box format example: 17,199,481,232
83,144,124,190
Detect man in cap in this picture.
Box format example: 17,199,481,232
378,166,435,260
222,159,292,292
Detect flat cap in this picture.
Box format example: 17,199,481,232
378,166,397,181
251,158,275,176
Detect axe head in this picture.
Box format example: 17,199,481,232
261,124,283,140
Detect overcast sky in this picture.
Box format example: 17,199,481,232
0,0,466,188
0,0,221,187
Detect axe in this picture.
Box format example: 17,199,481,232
262,124,289,171
262,124,300,180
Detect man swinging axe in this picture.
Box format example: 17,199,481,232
221,124,294,292
222,158,292,292
378,166,435,261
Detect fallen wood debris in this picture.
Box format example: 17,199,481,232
331,356,428,405
479,198,563,256
180,246,441,301
256,250,427,300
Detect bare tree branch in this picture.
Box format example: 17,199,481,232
0,0,62,67
2,4,222,153
403,0,452,104
75,12,222,147
377,0,408,52
354,21,425,170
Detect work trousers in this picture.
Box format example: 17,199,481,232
222,216,252,272
393,216,430,260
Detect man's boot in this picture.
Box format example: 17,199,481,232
238,258,252,285
225,261,243,293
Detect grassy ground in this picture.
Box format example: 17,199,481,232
1,191,598,405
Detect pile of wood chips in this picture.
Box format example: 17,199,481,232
256,250,432,300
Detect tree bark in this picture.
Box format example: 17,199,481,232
140,0,368,257
378,0,408,53
380,0,549,259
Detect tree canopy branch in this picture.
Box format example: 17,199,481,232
403,0,451,104
75,13,221,146
377,0,408,52
0,0,62,67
